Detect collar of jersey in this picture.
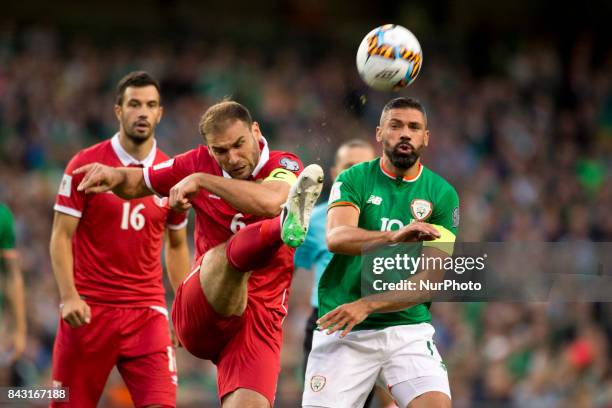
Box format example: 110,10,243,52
379,159,423,183
111,133,157,167
221,136,270,179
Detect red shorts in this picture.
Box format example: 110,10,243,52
51,304,176,407
172,268,287,406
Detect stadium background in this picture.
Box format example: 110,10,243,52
0,0,611,406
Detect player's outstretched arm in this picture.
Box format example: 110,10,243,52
326,206,440,255
74,163,152,199
169,172,290,217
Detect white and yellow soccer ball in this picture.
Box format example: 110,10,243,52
356,24,423,91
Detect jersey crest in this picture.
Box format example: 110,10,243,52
410,199,433,221
279,157,300,171
310,375,326,392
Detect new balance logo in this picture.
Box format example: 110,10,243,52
367,195,383,205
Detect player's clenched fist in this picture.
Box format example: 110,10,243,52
391,222,440,243
169,173,202,211
74,163,124,194
60,296,91,328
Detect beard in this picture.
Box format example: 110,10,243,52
385,140,420,169
124,122,153,145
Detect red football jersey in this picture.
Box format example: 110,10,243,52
143,137,302,303
54,134,188,307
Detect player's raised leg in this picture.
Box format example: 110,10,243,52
199,163,324,317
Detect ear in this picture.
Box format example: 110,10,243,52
424,129,430,147
251,121,262,142
114,104,121,121
375,126,382,143
157,106,164,123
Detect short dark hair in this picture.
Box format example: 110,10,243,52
338,138,373,150
116,71,161,106
199,100,253,138
380,97,427,126
335,138,375,162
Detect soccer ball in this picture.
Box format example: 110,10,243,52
356,24,423,91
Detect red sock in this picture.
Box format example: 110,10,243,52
226,216,283,272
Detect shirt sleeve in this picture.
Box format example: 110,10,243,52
259,152,303,186
423,185,459,255
0,205,16,250
144,149,198,197
327,167,362,213
54,153,86,218
166,209,188,230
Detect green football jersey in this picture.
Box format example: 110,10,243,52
319,158,459,330
0,203,16,318
0,203,16,251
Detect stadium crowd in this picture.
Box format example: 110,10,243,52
0,24,610,407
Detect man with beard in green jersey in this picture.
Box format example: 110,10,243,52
303,98,457,408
